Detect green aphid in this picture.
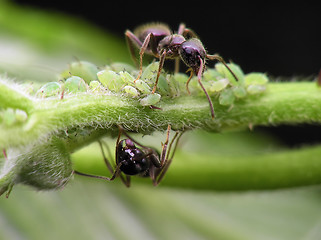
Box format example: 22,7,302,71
244,73,268,95
36,82,61,98
1,108,28,126
219,88,235,106
89,80,102,92
119,71,136,83
97,70,123,92
135,80,151,94
232,86,247,98
203,69,222,82
215,63,244,85
140,62,160,82
247,85,267,95
140,93,161,106
244,73,269,86
155,74,169,95
1,108,15,126
109,62,136,73
15,109,28,123
68,61,99,84
64,76,87,93
123,86,139,97
209,78,230,92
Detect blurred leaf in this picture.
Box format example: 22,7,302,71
1,180,321,240
0,0,129,81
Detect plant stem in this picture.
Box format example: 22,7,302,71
1,81,321,149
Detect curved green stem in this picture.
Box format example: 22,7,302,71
73,143,321,191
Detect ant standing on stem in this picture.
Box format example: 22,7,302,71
125,22,239,119
74,125,183,187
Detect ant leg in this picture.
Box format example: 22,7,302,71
206,54,239,82
100,140,132,186
135,33,158,82
185,68,194,95
73,170,113,181
117,125,148,150
174,58,180,73
152,50,167,93
73,160,124,182
178,23,186,35
197,57,215,119
98,141,114,174
151,124,171,186
154,131,184,186
125,30,143,68
160,124,171,166
115,126,131,187
178,23,198,39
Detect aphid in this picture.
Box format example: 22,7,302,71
74,125,183,187
125,22,239,119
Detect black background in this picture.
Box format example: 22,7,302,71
11,1,321,146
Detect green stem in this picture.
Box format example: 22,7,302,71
73,143,321,191
1,81,321,148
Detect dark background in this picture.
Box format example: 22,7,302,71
11,0,321,146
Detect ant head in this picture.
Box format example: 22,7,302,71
179,38,206,73
117,139,150,176
158,34,185,59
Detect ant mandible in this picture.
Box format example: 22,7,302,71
74,125,183,187
125,22,239,119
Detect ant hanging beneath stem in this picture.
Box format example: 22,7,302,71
125,22,239,119
74,125,183,187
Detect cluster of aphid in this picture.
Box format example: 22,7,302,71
1,23,269,188
33,22,269,116
32,59,268,108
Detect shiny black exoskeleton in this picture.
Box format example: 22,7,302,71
74,125,183,187
117,139,158,177
125,22,239,119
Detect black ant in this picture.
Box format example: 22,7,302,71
125,22,239,119
74,125,183,187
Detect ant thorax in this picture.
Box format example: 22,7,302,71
157,34,186,59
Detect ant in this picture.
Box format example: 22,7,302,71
74,125,183,187
125,22,239,119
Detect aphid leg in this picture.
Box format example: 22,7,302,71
206,54,239,82
3,149,7,160
125,30,143,68
152,50,167,93
197,56,215,119
185,68,194,95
